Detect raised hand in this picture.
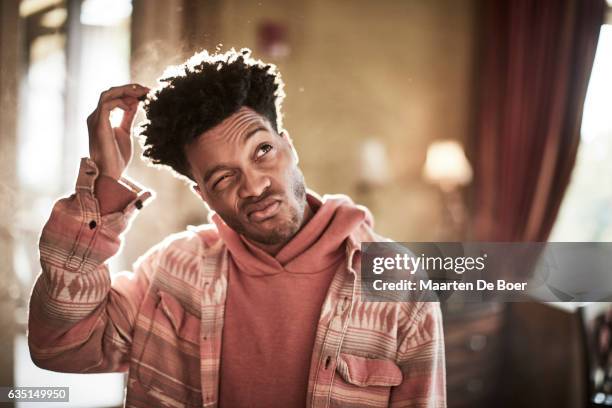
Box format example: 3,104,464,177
87,84,149,180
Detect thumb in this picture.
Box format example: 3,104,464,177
115,127,133,166
119,103,138,134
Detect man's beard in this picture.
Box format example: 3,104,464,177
222,170,307,246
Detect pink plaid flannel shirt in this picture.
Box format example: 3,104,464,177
28,158,446,407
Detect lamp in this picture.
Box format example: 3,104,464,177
422,140,472,239
359,138,391,187
354,138,391,208
423,140,473,192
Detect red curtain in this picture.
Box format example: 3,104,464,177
471,0,606,241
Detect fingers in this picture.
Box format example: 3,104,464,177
87,85,148,179
88,95,139,130
122,96,140,105
98,83,149,105
119,103,138,133
89,85,148,124
99,98,131,115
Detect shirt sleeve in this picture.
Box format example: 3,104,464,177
28,158,155,373
389,302,447,407
94,174,138,215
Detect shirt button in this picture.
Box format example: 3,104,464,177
134,200,143,209
89,220,97,229
324,355,332,369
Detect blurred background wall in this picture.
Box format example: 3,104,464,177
122,0,479,265
1,0,612,407
0,0,21,395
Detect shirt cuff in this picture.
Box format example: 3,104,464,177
94,174,138,215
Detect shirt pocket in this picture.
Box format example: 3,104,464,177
134,290,202,407
330,353,403,408
157,290,201,344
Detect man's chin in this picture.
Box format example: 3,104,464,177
242,218,300,246
243,226,292,246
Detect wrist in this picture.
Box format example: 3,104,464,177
94,175,138,215
98,168,123,181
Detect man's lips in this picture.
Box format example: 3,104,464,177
245,197,282,222
248,200,280,222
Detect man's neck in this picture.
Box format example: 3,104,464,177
249,201,315,256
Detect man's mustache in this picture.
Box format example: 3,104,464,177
240,190,282,215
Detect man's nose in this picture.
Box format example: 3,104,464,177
238,169,271,199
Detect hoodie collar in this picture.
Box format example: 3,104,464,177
211,191,370,276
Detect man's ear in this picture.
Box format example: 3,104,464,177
190,183,205,201
280,130,299,163
280,129,293,143
190,183,213,211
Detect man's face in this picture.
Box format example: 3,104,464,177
186,107,308,246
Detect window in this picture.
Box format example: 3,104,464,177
550,25,612,242
14,1,132,406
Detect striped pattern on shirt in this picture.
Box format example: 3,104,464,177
28,158,446,407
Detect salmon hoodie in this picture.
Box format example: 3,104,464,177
213,191,373,408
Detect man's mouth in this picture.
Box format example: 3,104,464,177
246,199,282,223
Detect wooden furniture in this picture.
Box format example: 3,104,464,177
443,302,505,407
443,302,585,408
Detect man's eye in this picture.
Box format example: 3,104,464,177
213,174,231,189
255,143,273,159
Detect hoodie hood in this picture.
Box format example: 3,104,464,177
211,191,373,276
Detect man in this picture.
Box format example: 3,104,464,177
28,48,446,408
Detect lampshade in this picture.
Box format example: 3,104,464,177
422,140,473,190
359,138,391,186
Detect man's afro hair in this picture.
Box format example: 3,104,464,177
139,48,286,182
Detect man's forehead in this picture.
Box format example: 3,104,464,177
201,106,270,141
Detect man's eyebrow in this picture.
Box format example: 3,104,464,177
203,164,231,184
202,126,268,183
242,126,267,142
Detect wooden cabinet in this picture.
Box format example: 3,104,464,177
442,302,585,408
443,302,506,408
